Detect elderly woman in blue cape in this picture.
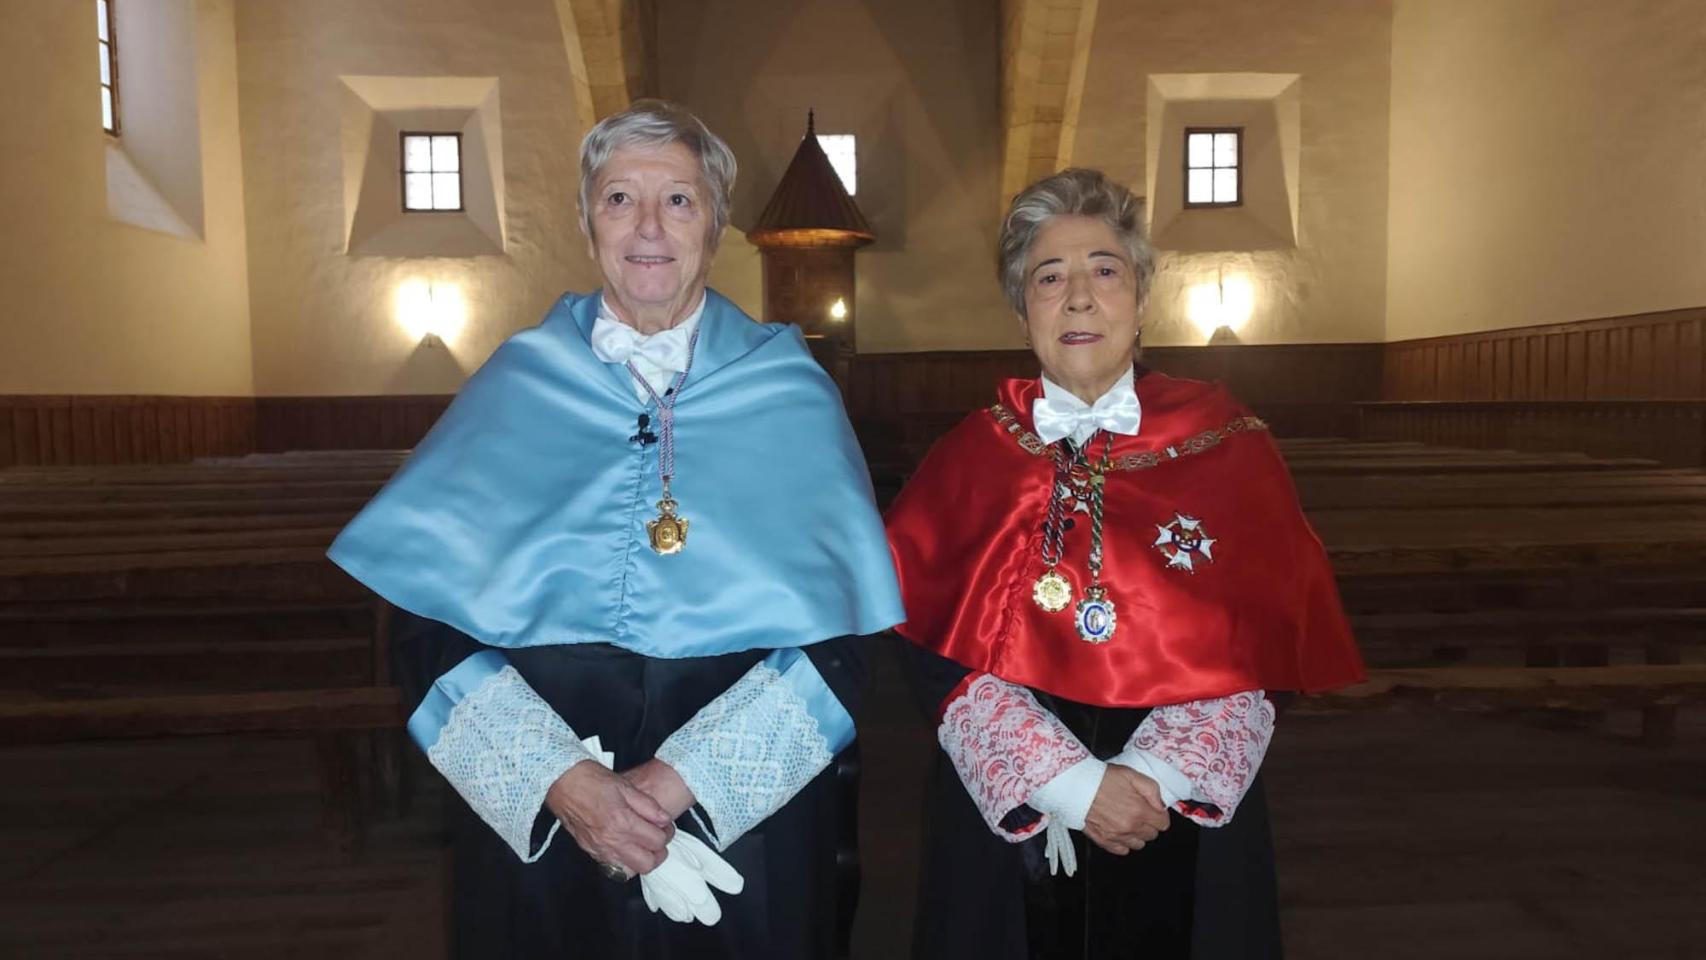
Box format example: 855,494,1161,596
328,100,902,958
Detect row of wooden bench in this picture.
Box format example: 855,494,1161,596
4,441,1704,855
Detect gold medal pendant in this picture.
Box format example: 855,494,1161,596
1033,570,1072,612
646,497,689,555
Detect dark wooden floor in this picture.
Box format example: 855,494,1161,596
0,737,446,959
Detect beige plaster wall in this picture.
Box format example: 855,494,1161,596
235,0,601,395
0,0,252,395
1072,0,1393,346
1387,0,1706,341
656,0,1019,353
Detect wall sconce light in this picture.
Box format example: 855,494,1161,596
1185,271,1254,342
828,297,848,321
397,279,467,346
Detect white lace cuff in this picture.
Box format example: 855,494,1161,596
408,651,593,861
655,647,851,852
1028,756,1107,831
938,673,1090,841
1128,689,1275,826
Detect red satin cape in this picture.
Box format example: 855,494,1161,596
884,373,1365,709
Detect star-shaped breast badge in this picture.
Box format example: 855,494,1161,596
1153,513,1217,573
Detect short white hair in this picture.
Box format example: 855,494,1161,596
997,168,1156,317
578,99,738,247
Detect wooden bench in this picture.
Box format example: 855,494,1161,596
1350,607,1706,653
1,456,405,856
1303,665,1706,745
1312,664,1706,709
0,686,404,860
1335,566,1706,614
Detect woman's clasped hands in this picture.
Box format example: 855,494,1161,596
543,738,744,925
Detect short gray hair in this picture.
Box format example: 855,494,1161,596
578,99,738,247
997,168,1156,317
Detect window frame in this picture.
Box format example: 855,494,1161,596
1182,126,1243,209
98,0,120,136
399,131,466,213
815,133,857,196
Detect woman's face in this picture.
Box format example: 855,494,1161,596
587,140,713,327
1019,214,1142,401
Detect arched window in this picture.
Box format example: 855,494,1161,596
817,134,857,196
98,0,120,134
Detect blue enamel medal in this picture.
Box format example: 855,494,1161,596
1074,588,1117,644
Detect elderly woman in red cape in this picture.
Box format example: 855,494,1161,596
884,168,1365,959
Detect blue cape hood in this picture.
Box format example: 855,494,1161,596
328,289,903,658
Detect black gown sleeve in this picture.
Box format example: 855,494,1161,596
889,630,975,721
389,605,492,719
889,633,1048,835
800,631,871,724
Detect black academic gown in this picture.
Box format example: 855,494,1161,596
899,639,1283,960
394,610,867,960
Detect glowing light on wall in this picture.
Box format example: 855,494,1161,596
1185,273,1254,341
397,279,466,345
828,297,848,321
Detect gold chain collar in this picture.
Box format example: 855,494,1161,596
988,402,1268,472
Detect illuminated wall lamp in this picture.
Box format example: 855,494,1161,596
1186,272,1254,343
397,279,467,347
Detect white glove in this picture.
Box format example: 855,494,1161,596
1042,818,1078,877
1029,757,1107,877
638,829,745,924
581,737,746,926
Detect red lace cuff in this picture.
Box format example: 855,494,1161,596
1130,690,1274,826
937,673,1090,840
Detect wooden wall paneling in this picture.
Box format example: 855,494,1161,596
1381,307,1706,402
1629,324,1654,396
140,401,163,463
1680,318,1704,396
1492,339,1510,400
1656,320,1680,397
842,343,1383,449
0,397,257,468
1567,330,1587,399
252,397,455,453
1584,329,1606,398
1606,325,1629,396
11,308,1704,467
70,404,94,465
1544,331,1562,396
50,401,74,463
0,407,14,468
11,404,39,465
1525,334,1544,400
1388,346,1408,399
163,400,185,461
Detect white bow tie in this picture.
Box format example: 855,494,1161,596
1031,386,1143,446
590,314,692,373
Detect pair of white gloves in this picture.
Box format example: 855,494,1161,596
581,737,745,926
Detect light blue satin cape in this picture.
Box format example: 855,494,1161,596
327,289,903,659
